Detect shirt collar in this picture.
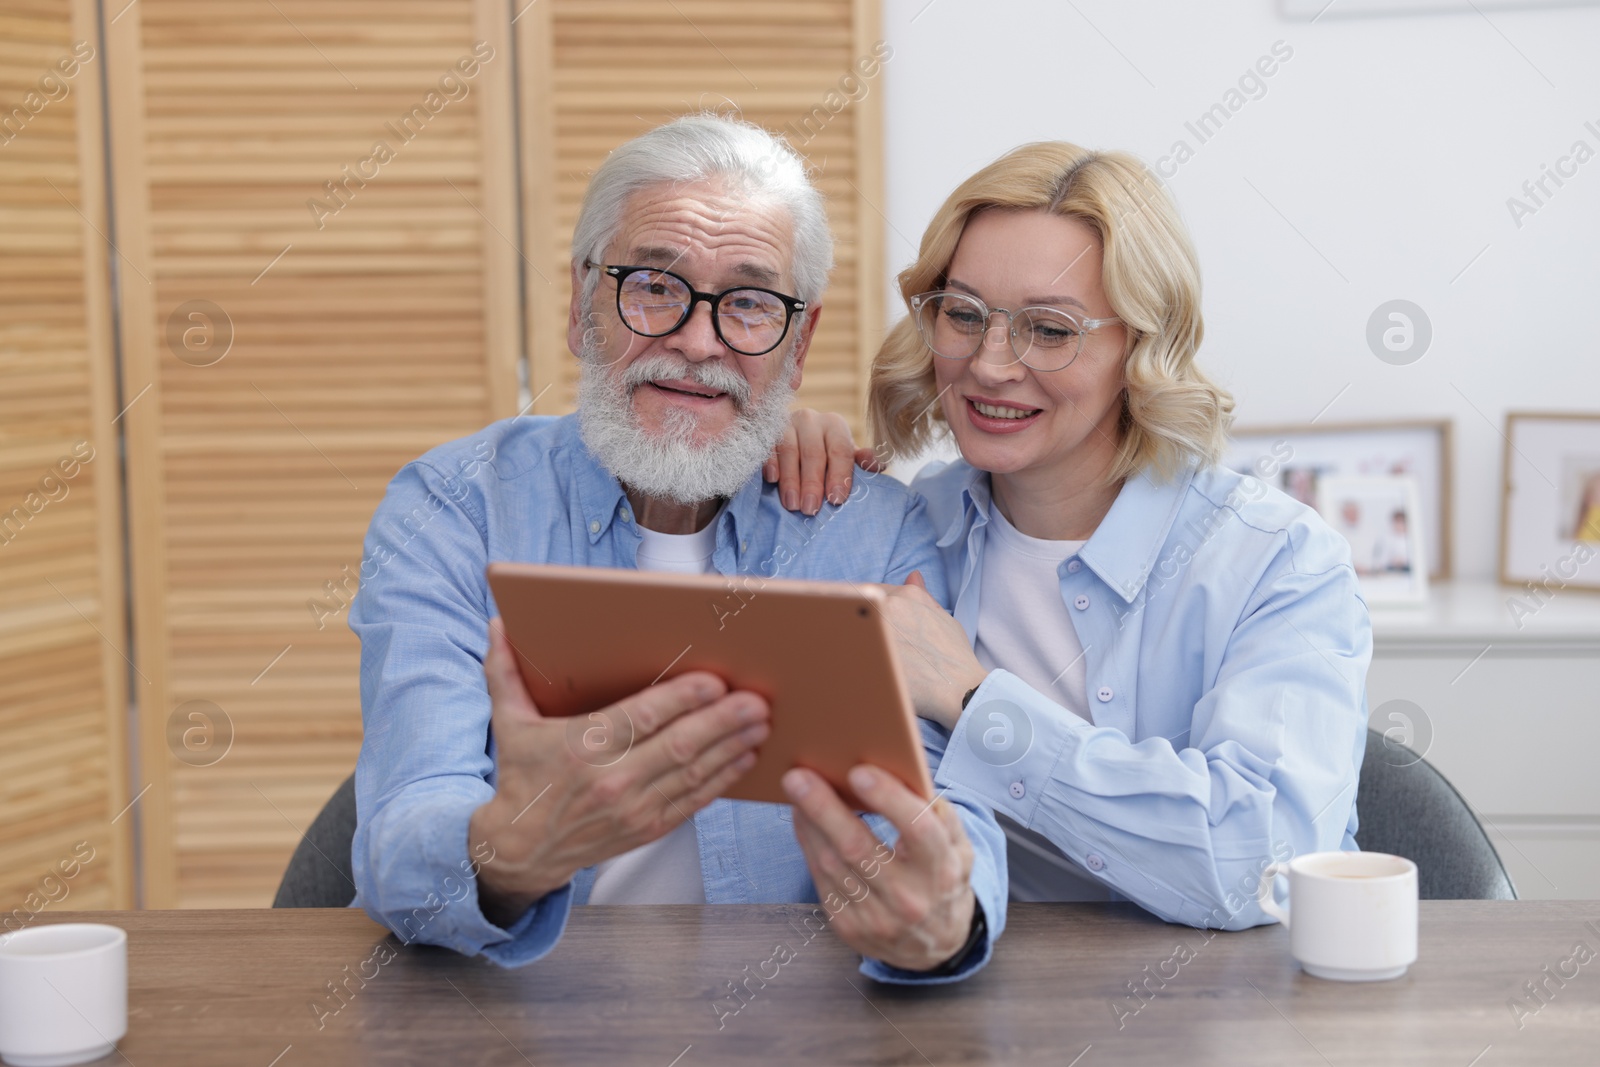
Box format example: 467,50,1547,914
935,463,993,549
934,459,1195,603
1078,466,1195,603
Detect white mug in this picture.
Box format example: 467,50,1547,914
1256,851,1418,981
0,923,127,1066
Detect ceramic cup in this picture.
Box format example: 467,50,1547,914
1256,851,1418,981
0,923,127,1066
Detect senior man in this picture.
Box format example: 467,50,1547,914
349,114,1006,982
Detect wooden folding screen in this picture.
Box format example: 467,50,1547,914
519,0,887,433
105,0,520,907
0,0,133,914
6,0,882,909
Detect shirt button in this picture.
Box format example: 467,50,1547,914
588,519,601,534
1074,594,1090,610
1097,686,1113,702
1086,853,1106,872
1066,559,1082,573
740,540,748,553
620,508,632,523
1008,781,1025,800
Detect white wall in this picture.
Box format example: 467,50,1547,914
881,0,1600,581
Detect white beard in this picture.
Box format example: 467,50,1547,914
577,335,798,506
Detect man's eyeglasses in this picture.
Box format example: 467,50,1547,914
909,290,1121,372
586,261,807,357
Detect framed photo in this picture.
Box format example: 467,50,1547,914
1222,420,1454,579
1280,0,1598,17
1317,475,1428,605
1500,413,1600,592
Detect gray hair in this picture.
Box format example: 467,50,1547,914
570,112,834,306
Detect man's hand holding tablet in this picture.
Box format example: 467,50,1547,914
784,765,979,971
469,564,983,973
468,618,771,927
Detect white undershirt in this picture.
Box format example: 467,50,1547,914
586,518,719,905
974,503,1090,721
973,500,1111,902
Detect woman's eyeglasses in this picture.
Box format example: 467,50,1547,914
910,290,1121,372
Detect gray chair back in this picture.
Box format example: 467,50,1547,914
281,735,1518,907
1355,728,1516,900
272,773,358,908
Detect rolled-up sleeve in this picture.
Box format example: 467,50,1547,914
349,459,570,965
936,553,1370,931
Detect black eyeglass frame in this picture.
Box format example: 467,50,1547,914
585,260,808,357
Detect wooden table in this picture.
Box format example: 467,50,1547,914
23,902,1600,1065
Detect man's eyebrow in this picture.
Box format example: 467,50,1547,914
730,261,782,287
628,245,686,269
947,277,1088,311
624,246,783,289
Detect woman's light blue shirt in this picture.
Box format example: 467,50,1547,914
916,457,1372,929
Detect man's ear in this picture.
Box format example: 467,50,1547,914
787,303,822,390
567,261,587,359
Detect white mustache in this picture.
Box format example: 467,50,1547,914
619,355,753,409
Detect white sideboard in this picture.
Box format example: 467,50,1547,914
1366,580,1600,900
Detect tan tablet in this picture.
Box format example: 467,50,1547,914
485,562,933,808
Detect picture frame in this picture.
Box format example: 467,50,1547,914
1280,0,1599,18
1222,420,1454,579
1499,412,1600,593
1317,474,1429,605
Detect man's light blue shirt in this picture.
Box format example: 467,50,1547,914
349,414,1007,982
918,457,1371,930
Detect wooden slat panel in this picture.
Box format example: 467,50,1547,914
106,0,520,907
521,0,886,436
0,0,134,919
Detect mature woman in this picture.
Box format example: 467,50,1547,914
775,142,1372,929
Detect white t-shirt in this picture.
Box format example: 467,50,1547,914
973,501,1111,902
586,518,720,904
974,503,1090,720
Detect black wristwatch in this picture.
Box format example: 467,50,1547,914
921,901,987,977
960,684,981,711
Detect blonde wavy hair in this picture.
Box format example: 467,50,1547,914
868,142,1234,484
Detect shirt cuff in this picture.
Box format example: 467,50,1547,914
934,670,1212,927
360,788,576,967
474,882,576,968
858,901,993,985
935,669,1085,831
